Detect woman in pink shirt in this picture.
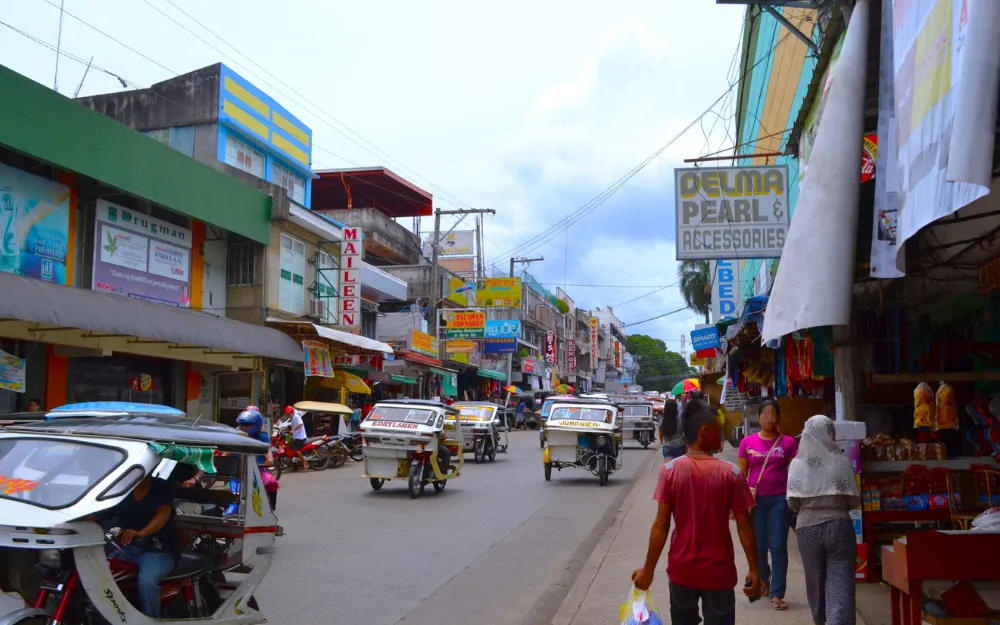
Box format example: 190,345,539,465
737,399,798,611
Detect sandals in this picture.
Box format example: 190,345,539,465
770,597,788,611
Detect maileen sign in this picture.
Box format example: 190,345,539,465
545,331,556,364
674,165,790,260
339,227,363,328
589,317,599,371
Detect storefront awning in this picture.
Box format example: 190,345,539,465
391,375,417,384
397,350,443,367
477,369,507,381
0,273,302,367
265,317,393,354
429,366,457,377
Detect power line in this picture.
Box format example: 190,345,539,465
624,305,692,328
612,283,678,307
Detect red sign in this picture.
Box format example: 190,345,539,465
331,354,383,369
568,339,576,374
695,348,716,359
522,358,535,374
545,331,556,364
861,134,877,183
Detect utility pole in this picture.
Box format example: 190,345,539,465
475,216,484,281
506,255,544,387
428,208,496,336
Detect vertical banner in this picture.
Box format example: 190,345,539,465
567,339,576,374
614,341,621,367
303,340,333,377
0,348,26,393
589,318,599,370
0,162,71,285
339,227,363,327
710,260,744,322
544,331,556,364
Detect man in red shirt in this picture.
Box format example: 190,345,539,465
632,399,760,625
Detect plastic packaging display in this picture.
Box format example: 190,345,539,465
914,382,935,428
935,382,959,430
619,586,663,625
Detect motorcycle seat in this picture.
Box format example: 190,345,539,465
162,552,214,582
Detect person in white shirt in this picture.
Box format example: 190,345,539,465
283,406,309,470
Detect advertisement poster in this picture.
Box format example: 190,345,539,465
443,310,485,339
0,162,71,285
544,331,556,364
485,319,520,339
475,278,523,307
339,227,363,328
429,230,475,256
445,339,476,353
521,358,536,374
0,349,26,393
303,340,333,377
589,317,599,370
92,200,192,307
484,338,516,354
446,275,474,306
408,329,439,358
691,325,721,351
568,339,576,374
614,341,621,367
674,165,790,260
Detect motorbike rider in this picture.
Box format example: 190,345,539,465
281,405,309,470
435,430,453,477
236,408,278,511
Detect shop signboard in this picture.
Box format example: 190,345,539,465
446,275,473,306
568,339,576,374
428,230,475,256
445,339,476,354
408,329,438,358
690,354,708,367
485,319,520,339
710,259,744,322
475,277,522,307
589,317,599,370
724,387,747,412
691,325,721,351
0,162,71,285
544,331,556,364
303,340,333,377
443,310,485,339
614,341,621,367
521,358,536,374
330,354,382,368
92,200,192,307
0,348,26,393
450,351,470,364
674,165,790,261
484,338,516,354
339,227,363,328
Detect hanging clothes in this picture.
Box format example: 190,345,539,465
811,326,835,379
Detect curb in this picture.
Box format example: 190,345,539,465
550,452,661,625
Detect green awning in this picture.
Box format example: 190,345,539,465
148,442,217,474
343,367,369,377
477,369,507,381
391,375,417,384
429,366,457,377
442,374,457,397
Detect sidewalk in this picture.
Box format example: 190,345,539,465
551,449,863,625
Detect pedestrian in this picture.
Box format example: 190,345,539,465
515,399,526,429
27,398,41,412
350,401,362,432
632,399,760,625
737,398,797,610
659,399,685,460
283,405,309,471
788,415,861,625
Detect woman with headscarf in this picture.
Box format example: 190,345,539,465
787,415,861,625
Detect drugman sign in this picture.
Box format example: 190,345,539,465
710,260,744,323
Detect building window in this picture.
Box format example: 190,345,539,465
314,251,336,324
279,234,305,315
225,134,264,179
273,161,306,204
227,241,256,286
362,310,377,340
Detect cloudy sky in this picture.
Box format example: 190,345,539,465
2,0,744,351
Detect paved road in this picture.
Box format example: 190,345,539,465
254,430,659,625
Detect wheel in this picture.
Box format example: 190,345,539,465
349,447,364,462
407,464,425,499
599,470,609,486
544,463,552,481
308,447,331,470
488,446,496,462
272,459,283,481
328,444,348,468
474,439,484,464
369,477,385,491
432,479,446,493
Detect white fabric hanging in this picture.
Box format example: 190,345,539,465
787,415,859,499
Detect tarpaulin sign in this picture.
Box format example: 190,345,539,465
303,340,333,377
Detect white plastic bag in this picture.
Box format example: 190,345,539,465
619,586,663,625
972,507,1000,531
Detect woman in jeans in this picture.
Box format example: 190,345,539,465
737,398,797,610
788,415,861,625
659,400,685,460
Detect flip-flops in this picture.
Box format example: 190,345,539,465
771,597,788,611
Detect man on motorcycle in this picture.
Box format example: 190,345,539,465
89,475,180,618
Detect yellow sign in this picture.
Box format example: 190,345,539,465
445,310,485,330
450,352,470,364
475,278,523,308
690,354,707,367
446,276,469,306
408,329,438,358
446,339,476,353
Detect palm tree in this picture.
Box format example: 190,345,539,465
678,260,711,324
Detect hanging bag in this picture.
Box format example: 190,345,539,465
749,435,782,502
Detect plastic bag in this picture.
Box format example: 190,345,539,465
935,382,959,430
619,586,663,625
972,507,1000,531
914,382,935,428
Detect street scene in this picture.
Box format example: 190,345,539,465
4,0,1000,624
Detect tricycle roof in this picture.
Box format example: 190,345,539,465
550,397,617,407
294,401,352,415
47,401,185,418
3,414,270,454
452,401,502,409
615,399,654,406
0,412,47,426
374,399,459,415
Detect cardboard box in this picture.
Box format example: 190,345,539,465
855,543,869,582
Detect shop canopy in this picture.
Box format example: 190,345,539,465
478,369,507,381
391,375,417,384
265,317,393,354
0,273,302,368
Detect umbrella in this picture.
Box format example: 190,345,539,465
554,384,575,394
503,385,519,394
670,378,701,396
310,370,371,395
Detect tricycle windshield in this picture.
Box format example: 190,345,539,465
0,438,125,509
457,407,494,421
549,406,614,423
623,405,652,417
368,406,436,425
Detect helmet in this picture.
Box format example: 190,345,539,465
284,406,295,416
236,408,264,438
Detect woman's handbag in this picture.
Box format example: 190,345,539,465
749,435,782,502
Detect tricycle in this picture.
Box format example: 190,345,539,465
542,398,623,486
450,402,508,463
619,399,656,449
359,400,464,498
0,401,277,625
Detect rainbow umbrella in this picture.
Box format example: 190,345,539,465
670,378,701,396
554,384,575,394
503,385,519,394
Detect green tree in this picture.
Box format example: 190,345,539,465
555,299,570,314
678,260,711,324
626,334,695,393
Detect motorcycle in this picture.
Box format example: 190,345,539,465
542,398,623,486
271,431,331,472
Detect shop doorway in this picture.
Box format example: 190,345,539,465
67,356,172,406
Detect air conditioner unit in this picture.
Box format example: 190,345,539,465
310,298,327,319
